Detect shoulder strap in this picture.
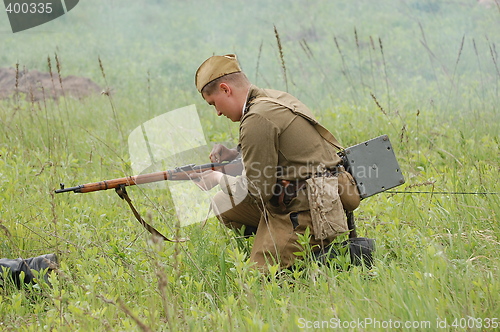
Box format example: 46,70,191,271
115,185,187,243
253,97,344,151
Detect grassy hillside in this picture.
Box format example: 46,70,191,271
0,0,499,330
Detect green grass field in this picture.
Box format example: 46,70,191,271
1,0,499,331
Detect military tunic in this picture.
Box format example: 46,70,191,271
213,85,344,269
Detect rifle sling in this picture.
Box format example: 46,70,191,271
253,97,344,150
115,185,186,243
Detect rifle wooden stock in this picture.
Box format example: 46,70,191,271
55,159,243,194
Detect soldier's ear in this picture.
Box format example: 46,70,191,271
219,83,231,95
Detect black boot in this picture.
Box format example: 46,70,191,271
315,211,376,269
242,225,258,237
344,237,375,268
314,238,375,269
0,254,58,289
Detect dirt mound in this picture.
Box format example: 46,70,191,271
0,67,102,101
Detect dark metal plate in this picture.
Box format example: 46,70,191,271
342,135,405,199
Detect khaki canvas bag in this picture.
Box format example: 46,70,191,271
306,173,349,240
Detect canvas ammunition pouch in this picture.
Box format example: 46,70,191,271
306,174,349,241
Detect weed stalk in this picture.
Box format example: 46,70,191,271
39,84,52,159
255,40,263,84
14,62,19,104
55,53,71,149
8,63,21,125
472,38,486,111
47,56,68,150
354,27,365,89
486,37,500,98
155,255,174,331
445,35,465,110
299,38,337,105
378,37,391,112
334,35,359,105
98,56,125,144
369,36,376,94
418,22,445,95
274,25,288,92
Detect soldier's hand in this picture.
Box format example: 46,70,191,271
189,170,223,191
209,144,239,163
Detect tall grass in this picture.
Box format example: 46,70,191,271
0,0,499,330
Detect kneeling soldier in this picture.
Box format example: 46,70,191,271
192,54,361,270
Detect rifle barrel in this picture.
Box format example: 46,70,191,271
55,185,84,193
55,159,243,194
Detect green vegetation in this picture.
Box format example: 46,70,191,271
0,0,499,330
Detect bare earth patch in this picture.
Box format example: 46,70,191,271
0,67,102,101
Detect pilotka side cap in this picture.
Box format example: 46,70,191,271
195,54,242,93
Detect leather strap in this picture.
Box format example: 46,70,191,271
115,185,187,243
253,97,344,151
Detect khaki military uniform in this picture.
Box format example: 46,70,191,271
212,85,344,269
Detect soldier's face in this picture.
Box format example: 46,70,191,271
203,84,242,122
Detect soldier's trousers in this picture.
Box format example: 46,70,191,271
212,191,331,270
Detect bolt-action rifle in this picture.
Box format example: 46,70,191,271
55,158,243,194
55,159,243,242
56,135,404,198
